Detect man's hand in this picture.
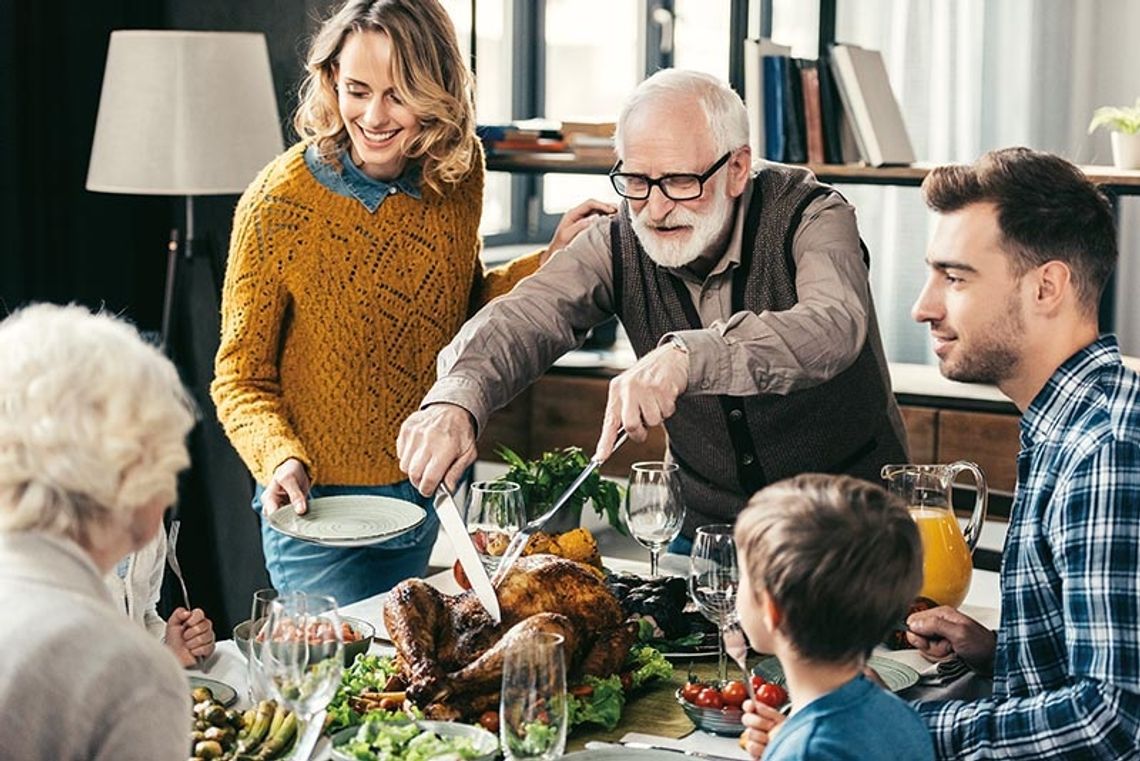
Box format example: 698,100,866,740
542,199,617,264
741,699,786,759
594,342,689,460
397,403,478,496
261,458,311,516
906,605,996,675
164,607,216,668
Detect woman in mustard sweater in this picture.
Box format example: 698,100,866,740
211,0,612,604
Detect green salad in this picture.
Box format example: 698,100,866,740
327,654,415,732
568,644,673,731
337,714,488,761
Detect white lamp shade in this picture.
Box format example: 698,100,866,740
86,30,285,195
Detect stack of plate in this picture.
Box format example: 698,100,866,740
267,495,427,547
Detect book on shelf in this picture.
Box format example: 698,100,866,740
828,43,916,166
743,37,792,162
797,60,825,164
816,53,851,164
781,58,808,163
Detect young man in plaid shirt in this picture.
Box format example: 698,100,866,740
902,147,1140,758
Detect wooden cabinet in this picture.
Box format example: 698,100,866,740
478,375,1023,493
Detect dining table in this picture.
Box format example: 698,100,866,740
190,552,1001,760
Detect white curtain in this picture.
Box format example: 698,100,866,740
771,0,1140,361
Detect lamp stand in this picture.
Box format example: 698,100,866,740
158,195,196,353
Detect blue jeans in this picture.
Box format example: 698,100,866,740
255,481,439,606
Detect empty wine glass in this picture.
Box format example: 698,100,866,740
247,587,278,701
623,461,685,577
467,480,525,572
500,631,568,761
254,592,344,761
689,524,738,683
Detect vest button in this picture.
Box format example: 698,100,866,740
728,409,744,422
741,453,755,466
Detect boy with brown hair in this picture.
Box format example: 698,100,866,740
735,474,932,760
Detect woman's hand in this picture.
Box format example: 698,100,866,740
165,607,216,668
741,699,786,759
542,199,617,263
261,458,311,516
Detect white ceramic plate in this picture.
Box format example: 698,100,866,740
267,495,427,547
753,654,920,693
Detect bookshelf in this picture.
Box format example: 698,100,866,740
486,152,1140,195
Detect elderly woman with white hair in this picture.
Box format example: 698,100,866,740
0,304,195,760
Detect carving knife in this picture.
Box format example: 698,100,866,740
493,429,628,583
436,483,502,624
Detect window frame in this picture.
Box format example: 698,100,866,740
479,0,760,248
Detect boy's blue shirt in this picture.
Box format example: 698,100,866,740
764,675,933,761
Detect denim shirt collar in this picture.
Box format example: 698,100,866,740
304,143,422,212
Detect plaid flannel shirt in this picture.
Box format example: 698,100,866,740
917,336,1140,759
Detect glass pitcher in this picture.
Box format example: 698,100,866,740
881,461,988,608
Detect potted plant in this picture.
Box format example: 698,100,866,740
1088,98,1140,170
496,445,624,534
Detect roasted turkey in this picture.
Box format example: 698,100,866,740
383,554,636,719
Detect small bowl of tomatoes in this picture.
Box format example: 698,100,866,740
676,675,789,736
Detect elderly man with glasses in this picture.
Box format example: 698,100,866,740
398,69,907,542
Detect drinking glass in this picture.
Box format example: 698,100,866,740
500,631,568,761
467,480,526,572
247,587,278,701
623,461,685,577
254,592,344,761
689,524,738,683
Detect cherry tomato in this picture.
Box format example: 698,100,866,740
681,680,705,703
478,711,500,733
695,687,724,709
749,675,766,695
720,680,747,708
756,683,788,709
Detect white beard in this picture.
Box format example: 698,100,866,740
630,185,735,268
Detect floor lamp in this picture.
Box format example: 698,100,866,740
86,30,284,351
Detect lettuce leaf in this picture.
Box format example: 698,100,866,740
568,675,625,730
627,645,673,688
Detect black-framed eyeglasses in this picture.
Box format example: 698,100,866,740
608,151,732,201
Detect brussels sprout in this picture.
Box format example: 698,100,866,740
193,739,224,760
190,686,214,704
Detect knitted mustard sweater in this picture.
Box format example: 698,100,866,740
211,142,539,486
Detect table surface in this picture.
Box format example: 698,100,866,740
193,555,1000,760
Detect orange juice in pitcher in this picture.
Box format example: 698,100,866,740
882,462,988,608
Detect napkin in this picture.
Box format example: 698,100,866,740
620,731,751,761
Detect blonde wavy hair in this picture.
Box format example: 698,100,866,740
0,304,195,550
294,0,477,195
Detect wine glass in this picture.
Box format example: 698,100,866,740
467,480,525,572
623,461,685,577
254,592,344,761
247,587,278,701
689,524,739,683
500,631,568,761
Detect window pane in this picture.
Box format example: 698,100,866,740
443,0,512,236
673,0,731,80
542,0,641,214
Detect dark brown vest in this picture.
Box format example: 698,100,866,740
611,164,907,535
